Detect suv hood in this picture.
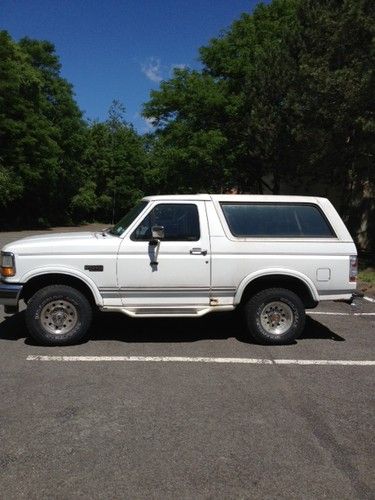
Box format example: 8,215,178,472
2,231,118,255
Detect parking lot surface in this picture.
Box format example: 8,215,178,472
0,228,374,499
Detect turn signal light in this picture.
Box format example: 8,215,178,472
1,266,15,277
1,252,16,277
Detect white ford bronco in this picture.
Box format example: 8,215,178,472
0,195,357,345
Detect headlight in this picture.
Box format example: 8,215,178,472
1,252,16,277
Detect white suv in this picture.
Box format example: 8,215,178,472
0,195,357,345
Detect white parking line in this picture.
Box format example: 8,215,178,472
26,355,375,366
307,312,375,316
364,296,375,303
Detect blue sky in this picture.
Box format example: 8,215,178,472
1,0,264,132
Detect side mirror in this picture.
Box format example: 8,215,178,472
149,226,164,265
151,225,165,240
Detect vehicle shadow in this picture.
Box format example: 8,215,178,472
0,310,344,344
300,316,345,342
89,312,345,344
0,311,27,342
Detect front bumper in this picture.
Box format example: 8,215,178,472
0,282,23,306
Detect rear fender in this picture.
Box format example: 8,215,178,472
234,268,319,305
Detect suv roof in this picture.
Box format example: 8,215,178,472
142,194,328,203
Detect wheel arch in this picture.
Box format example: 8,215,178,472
20,268,103,307
234,269,319,308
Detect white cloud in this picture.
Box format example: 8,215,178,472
132,112,157,134
141,59,188,83
144,116,157,128
141,57,162,83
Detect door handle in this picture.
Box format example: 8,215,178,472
190,248,207,256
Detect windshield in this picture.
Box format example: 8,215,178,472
109,201,148,236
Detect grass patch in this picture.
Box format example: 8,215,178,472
358,269,375,285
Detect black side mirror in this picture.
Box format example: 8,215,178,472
151,225,165,240
149,225,164,265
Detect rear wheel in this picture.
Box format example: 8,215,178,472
25,285,92,345
244,287,305,344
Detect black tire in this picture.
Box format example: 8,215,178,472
25,285,92,346
244,287,305,345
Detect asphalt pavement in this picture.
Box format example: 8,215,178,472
0,228,374,499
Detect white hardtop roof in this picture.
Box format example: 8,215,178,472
142,194,328,203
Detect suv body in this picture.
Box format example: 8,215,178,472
0,195,357,345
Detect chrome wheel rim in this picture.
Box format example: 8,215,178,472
260,301,294,335
40,299,78,335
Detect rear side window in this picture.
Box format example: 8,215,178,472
131,203,200,241
220,203,335,238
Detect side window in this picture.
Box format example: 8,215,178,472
220,203,335,238
131,203,200,241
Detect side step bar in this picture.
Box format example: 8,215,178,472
101,305,235,318
134,308,199,316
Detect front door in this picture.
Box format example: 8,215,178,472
117,201,211,306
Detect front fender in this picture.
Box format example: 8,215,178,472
234,268,319,305
20,266,103,306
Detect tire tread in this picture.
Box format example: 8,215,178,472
245,287,305,345
26,284,92,346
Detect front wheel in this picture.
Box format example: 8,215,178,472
25,285,92,346
244,288,305,344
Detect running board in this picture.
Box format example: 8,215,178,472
133,307,201,316
100,305,235,318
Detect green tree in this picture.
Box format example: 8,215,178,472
143,0,374,200
0,31,86,227
0,31,50,219
287,0,375,212
144,69,229,192
75,100,147,223
144,1,302,194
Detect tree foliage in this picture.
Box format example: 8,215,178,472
144,0,375,216
0,32,148,227
0,32,87,226
0,1,374,247
75,100,147,223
